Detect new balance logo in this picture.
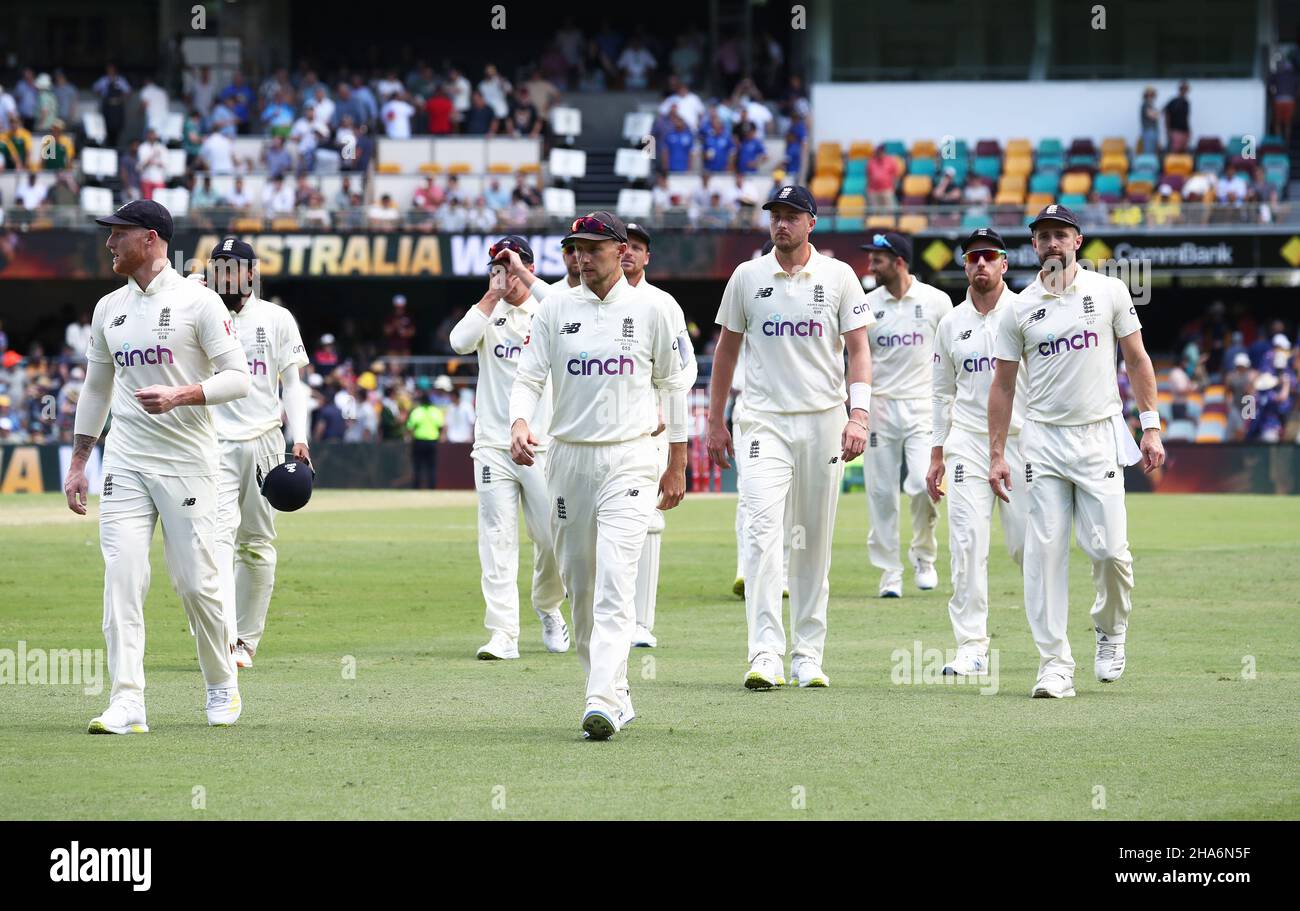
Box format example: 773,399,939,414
494,317,507,326
1028,308,1047,324
749,439,760,459
1025,463,1033,484
959,329,972,341
183,498,196,506
102,475,113,496
556,496,567,519
828,456,839,464
754,287,773,298
1104,470,1116,478
560,322,581,335
870,432,878,448
481,465,491,484
954,464,964,483
627,489,639,496
874,310,885,320
110,315,127,328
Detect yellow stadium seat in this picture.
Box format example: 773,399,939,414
995,189,1025,206
1003,155,1033,178
1099,154,1128,175
815,158,844,178
487,162,513,174
231,217,265,232
1025,192,1054,212
418,162,444,175
910,139,937,159
837,194,867,216
1005,138,1032,158
816,141,841,161
897,213,928,234
1061,172,1092,195
1101,137,1127,156
1163,153,1194,176
847,140,874,159
865,214,897,229
447,162,473,175
998,174,1027,195
811,175,841,202
271,217,300,231
902,174,933,198
377,162,401,174
518,162,542,174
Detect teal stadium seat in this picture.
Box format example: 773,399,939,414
1037,137,1064,158
1029,172,1060,194
908,157,938,177
1196,152,1225,175
972,156,1001,180
1094,173,1124,198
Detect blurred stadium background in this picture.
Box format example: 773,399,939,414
2,0,1299,496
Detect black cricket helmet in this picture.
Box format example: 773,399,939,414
259,455,315,511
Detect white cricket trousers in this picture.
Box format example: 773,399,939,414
472,446,565,639
736,406,845,664
216,428,284,654
633,435,669,632
943,427,1027,656
1020,418,1135,678
98,468,236,704
732,411,791,584
866,397,938,572
545,436,658,719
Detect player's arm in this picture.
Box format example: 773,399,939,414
508,299,552,466
449,287,504,354
928,321,956,502
66,357,115,515
1118,330,1165,473
650,301,695,511
842,326,872,463
280,366,311,464
988,305,1024,503
494,247,551,301
706,328,741,469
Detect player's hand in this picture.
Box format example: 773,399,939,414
988,453,1012,503
134,385,182,414
706,423,734,469
1140,429,1165,474
63,464,89,515
510,419,537,466
841,412,868,463
926,456,946,502
650,420,666,437
657,465,686,511
493,247,527,277
187,272,208,286
292,442,312,468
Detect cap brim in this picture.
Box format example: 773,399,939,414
210,251,253,261
963,240,1003,253
94,214,139,228
761,200,813,213
1028,217,1079,230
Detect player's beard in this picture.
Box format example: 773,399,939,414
218,291,245,310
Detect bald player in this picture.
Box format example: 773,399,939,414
708,185,873,691
619,221,699,648
989,204,1164,698
861,232,952,598
64,200,250,733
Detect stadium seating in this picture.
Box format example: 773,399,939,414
79,186,114,216
80,147,118,181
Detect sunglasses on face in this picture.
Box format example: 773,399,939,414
570,215,620,239
962,248,1006,265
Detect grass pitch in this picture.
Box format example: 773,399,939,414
1,490,1296,820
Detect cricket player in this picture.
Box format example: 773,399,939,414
861,232,952,597
63,200,251,733
989,204,1164,698
200,237,311,669
707,185,874,690
509,211,694,740
619,221,699,648
926,228,1028,676
452,235,570,659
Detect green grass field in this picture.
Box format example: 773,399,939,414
1,490,1296,820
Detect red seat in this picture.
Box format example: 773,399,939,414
975,139,1001,158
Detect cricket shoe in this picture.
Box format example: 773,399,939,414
206,686,242,726
790,656,830,688
943,652,989,676
1031,674,1076,699
88,700,149,735
631,624,657,648
541,614,570,653
477,632,519,660
913,560,939,591
743,653,786,690
1095,628,1126,682
581,708,619,741
879,570,903,598
617,687,636,727
732,576,745,598
233,640,253,669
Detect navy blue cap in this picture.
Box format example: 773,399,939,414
210,236,256,262
961,227,1006,253
95,199,174,243
762,185,817,217
1027,203,1081,232
862,231,912,263
489,235,534,264
625,222,652,248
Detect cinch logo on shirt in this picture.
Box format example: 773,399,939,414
248,358,268,375
876,331,923,347
114,343,174,368
1036,330,1099,358
762,314,824,337
566,352,635,375
853,302,873,315
962,355,993,372
493,342,523,359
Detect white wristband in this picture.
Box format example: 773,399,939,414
850,382,872,414
1139,410,1160,431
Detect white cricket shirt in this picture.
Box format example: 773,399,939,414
715,245,874,414
510,274,694,444
86,265,245,477
635,277,699,413
212,293,309,442
450,297,554,452
993,265,1142,426
864,277,953,400
932,285,1029,445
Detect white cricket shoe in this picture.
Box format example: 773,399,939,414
743,653,786,690
631,624,657,648
914,560,939,591
879,570,903,598
206,686,242,726
540,614,570,653
1095,628,1126,682
477,632,519,660
233,640,253,669
1031,673,1076,699
88,700,148,735
617,687,636,727
790,656,830,688
581,707,619,740
942,652,989,676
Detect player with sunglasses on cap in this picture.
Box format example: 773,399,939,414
926,228,1028,677
509,212,695,740
450,234,570,661
989,204,1164,698
860,231,953,598
618,221,699,649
